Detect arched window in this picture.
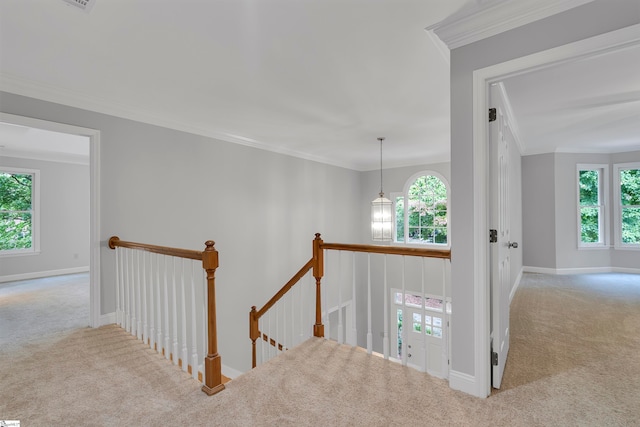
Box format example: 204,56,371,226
394,172,449,246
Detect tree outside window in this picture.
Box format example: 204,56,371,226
616,165,640,247
0,169,36,252
395,173,448,246
578,169,602,244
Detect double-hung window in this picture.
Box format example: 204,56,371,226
0,167,40,256
577,164,608,248
393,171,449,246
614,162,640,249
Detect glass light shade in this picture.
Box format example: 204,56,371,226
371,194,393,241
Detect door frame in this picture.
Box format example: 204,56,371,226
0,112,101,328
471,24,640,397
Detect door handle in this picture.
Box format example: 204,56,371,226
508,241,518,249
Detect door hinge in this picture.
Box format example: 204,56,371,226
492,351,499,366
490,229,497,243
489,108,497,122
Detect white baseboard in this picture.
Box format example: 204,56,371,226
222,365,244,379
449,370,486,398
523,266,640,275
510,267,523,302
100,312,117,326
0,266,90,283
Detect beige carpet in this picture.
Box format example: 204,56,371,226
1,273,640,426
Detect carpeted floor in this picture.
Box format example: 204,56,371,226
1,272,639,426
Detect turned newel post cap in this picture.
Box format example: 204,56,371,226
204,240,216,251
314,233,322,240
108,236,120,249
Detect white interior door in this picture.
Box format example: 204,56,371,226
490,84,512,389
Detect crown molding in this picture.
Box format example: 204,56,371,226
0,148,89,165
427,0,596,50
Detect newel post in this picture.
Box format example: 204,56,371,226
312,233,325,337
201,240,225,396
249,306,259,368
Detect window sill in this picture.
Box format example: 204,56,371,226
0,250,41,258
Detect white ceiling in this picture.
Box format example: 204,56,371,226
0,0,639,170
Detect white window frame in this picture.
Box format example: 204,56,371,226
392,171,450,248
613,162,640,251
576,164,608,249
0,166,40,257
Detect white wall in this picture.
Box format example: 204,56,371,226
0,156,90,280
0,91,362,374
450,0,639,390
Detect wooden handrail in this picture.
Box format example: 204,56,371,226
254,259,314,319
108,236,203,261
108,236,225,396
319,242,451,259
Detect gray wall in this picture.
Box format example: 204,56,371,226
0,156,90,278
450,0,639,379
522,154,556,269
523,150,640,271
1,91,362,374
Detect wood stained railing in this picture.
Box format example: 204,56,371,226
108,236,224,396
250,233,451,369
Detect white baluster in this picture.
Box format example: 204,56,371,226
180,258,188,372
124,248,131,333
298,278,304,344
401,256,407,366
163,255,171,360
171,257,179,365
131,249,138,336
351,252,357,347
367,254,372,355
115,247,121,326
422,257,427,373
290,286,295,348
338,250,343,345
143,251,149,344
323,253,330,341
383,254,389,360
149,253,155,351
137,250,143,340
156,253,163,353
191,260,199,380
201,268,207,383
260,315,265,365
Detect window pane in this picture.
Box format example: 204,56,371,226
621,207,640,244
580,207,600,243
579,170,599,206
406,175,447,245
620,169,640,206
0,212,32,250
395,196,404,242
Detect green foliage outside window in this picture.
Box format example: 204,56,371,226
0,172,33,250
620,169,640,244
579,170,600,243
396,175,447,244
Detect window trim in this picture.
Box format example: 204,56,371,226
0,166,40,257
393,170,450,249
613,162,640,251
576,164,608,249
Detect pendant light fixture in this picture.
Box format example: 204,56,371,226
371,137,393,241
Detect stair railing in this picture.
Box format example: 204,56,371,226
108,236,224,396
250,233,451,371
